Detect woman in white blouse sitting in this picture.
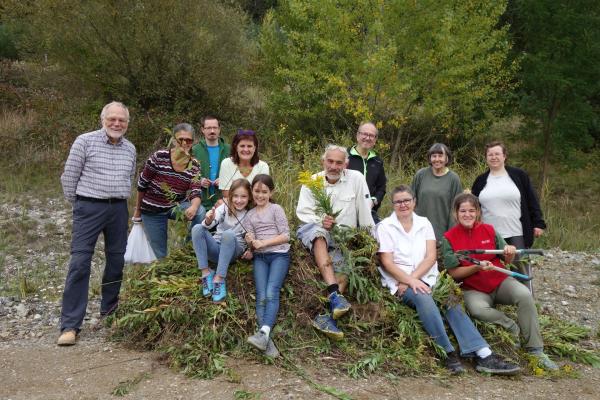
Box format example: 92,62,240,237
376,185,519,375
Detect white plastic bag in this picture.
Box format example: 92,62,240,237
124,223,157,264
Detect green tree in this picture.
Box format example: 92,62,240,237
507,0,600,189
259,0,517,165
5,0,254,116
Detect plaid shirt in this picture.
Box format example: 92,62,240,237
60,129,137,202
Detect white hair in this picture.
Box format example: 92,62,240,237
321,144,349,162
100,101,129,122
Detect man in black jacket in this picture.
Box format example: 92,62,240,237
347,122,387,223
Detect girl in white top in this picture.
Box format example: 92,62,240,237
218,129,270,196
192,179,252,303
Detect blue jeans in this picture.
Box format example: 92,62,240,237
253,252,290,329
401,288,488,355
192,225,244,278
141,201,206,259
61,198,128,331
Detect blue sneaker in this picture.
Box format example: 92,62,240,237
212,280,227,303
329,292,351,320
201,270,215,297
312,314,344,340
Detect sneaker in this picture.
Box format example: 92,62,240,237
265,338,280,358
530,351,559,371
444,351,466,374
329,292,351,320
247,330,269,351
476,354,521,375
312,314,344,340
200,270,215,297
57,329,77,346
212,280,227,303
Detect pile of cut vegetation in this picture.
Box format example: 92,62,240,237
108,229,600,379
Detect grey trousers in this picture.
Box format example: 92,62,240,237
60,198,128,332
463,276,543,350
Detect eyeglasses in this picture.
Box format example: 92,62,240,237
392,198,413,206
177,138,194,145
358,131,377,139
236,129,256,136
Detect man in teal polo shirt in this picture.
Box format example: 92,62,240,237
192,116,231,209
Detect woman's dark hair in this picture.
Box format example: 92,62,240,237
452,192,482,223
230,129,259,166
251,174,276,203
427,143,452,165
227,178,252,216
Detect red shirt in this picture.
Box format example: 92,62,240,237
444,222,507,293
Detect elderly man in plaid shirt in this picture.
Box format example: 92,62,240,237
57,101,136,346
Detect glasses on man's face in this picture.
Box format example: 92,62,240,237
392,198,413,206
358,131,377,139
177,138,194,145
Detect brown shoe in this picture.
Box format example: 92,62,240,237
57,329,77,346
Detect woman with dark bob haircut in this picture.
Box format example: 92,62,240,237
218,129,270,197
411,143,463,243
441,193,557,371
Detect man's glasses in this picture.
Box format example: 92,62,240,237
392,198,413,206
236,129,256,136
358,131,377,139
177,138,194,145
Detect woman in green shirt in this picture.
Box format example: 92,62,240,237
411,143,463,244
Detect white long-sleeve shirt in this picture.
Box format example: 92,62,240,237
296,169,374,228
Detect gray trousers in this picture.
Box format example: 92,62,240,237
60,198,128,332
463,277,543,350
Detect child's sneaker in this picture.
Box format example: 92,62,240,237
212,281,227,303
265,338,280,358
200,270,215,297
247,330,269,351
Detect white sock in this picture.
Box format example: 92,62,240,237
260,325,271,337
476,347,492,358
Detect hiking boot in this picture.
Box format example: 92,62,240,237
476,354,521,375
200,270,215,297
212,281,227,303
312,314,344,340
329,292,351,320
444,351,466,374
530,351,558,371
57,329,77,346
265,338,280,358
247,330,269,351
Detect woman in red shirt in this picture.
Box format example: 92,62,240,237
442,193,557,370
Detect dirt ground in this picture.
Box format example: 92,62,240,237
2,333,600,400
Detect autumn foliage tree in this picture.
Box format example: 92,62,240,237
259,0,518,166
